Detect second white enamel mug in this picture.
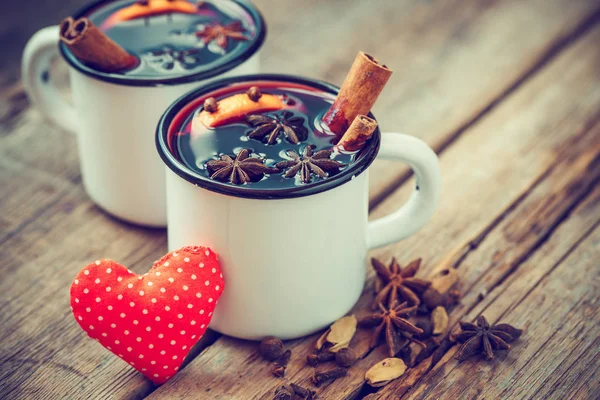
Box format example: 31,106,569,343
21,0,266,227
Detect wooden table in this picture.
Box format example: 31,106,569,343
2,0,599,398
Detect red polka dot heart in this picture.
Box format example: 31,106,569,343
70,246,224,384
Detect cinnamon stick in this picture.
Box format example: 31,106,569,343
60,17,137,73
322,52,392,135
337,115,378,151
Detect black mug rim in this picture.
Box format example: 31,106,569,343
59,0,267,87
156,74,382,200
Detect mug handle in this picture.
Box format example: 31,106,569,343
367,132,441,249
22,26,79,133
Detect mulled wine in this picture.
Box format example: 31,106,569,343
66,0,262,79
166,79,380,193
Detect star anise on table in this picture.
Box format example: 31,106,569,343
371,258,431,310
358,302,425,357
452,315,523,361
275,145,344,184
246,111,308,144
195,21,248,49
206,148,278,185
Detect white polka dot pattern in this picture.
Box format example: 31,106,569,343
70,246,224,384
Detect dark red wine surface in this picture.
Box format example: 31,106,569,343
83,0,258,78
170,81,366,190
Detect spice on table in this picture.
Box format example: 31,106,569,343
311,366,348,387
335,348,356,368
371,258,431,309
247,86,262,102
431,306,449,335
313,314,357,353
421,268,458,309
447,289,462,306
259,336,285,361
365,358,407,387
204,97,218,113
428,337,455,371
271,363,286,378
290,383,317,399
414,318,434,339
271,349,292,377
452,315,523,361
274,384,295,400
414,337,441,365
325,315,357,352
358,302,424,357
307,350,335,367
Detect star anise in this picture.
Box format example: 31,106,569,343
275,146,344,184
358,302,425,357
371,258,431,310
452,315,523,361
145,46,203,70
206,148,278,185
196,21,248,49
246,111,308,144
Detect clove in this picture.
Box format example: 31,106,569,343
306,350,335,367
311,366,348,387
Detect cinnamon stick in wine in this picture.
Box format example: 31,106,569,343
323,52,392,135
337,115,378,151
59,17,137,73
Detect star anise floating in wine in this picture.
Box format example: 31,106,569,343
371,258,431,310
196,21,248,49
276,146,344,184
246,111,308,144
145,46,203,70
206,149,278,185
358,302,425,357
452,315,523,361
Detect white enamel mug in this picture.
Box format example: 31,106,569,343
21,0,265,227
156,75,442,340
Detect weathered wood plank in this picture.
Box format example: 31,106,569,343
371,178,600,399
2,1,600,399
395,224,600,400
146,18,600,400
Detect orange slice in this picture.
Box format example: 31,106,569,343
196,94,284,128
101,0,198,29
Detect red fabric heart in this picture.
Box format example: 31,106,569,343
70,246,224,384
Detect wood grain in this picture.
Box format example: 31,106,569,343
2,0,600,399
146,15,600,400
397,219,600,400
